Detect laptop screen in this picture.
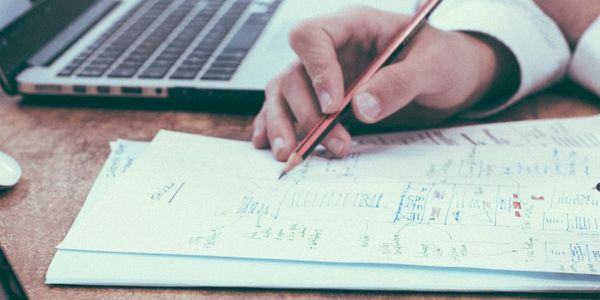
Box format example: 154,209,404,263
0,0,31,29
0,0,96,94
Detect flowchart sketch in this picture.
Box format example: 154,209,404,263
59,131,600,276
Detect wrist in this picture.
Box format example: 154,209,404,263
458,31,519,113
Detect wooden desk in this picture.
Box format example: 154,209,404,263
1,82,599,299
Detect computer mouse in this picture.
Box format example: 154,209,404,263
0,151,21,189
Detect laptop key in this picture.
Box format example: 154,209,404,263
108,68,137,78
150,60,174,67
209,61,239,69
113,2,196,78
184,58,208,67
56,1,147,77
200,0,282,81
170,70,201,80
217,49,246,61
171,0,252,80
63,0,280,81
78,68,105,77
139,66,171,79
201,72,233,81
57,67,79,77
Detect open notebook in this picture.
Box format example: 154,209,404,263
47,115,600,291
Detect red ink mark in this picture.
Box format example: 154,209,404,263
513,201,521,209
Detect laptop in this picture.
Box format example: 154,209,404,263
0,0,418,103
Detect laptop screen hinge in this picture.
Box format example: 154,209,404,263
28,0,120,67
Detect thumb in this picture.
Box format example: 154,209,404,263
351,62,422,124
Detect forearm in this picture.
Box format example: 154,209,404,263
430,0,570,118
534,0,600,48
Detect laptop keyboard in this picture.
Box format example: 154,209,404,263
57,0,281,81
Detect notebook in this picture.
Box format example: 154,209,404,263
48,115,600,291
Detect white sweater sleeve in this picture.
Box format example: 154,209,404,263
569,16,600,97
428,0,571,118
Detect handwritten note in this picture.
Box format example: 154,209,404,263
68,139,148,228
355,115,600,147
59,130,600,276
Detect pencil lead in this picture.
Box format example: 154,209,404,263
278,171,287,180
278,153,303,180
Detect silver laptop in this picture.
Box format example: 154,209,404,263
1,0,418,103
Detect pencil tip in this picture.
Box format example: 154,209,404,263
278,171,287,180
277,153,304,180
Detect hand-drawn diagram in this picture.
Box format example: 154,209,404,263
183,174,600,275
60,131,600,276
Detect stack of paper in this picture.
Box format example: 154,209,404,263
47,116,600,291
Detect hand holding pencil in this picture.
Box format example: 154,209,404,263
252,0,519,174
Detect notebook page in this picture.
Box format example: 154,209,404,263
355,115,600,147
59,130,600,275
48,138,600,290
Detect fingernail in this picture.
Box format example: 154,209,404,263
355,92,381,121
272,137,286,155
252,126,261,141
251,129,258,142
319,91,333,113
326,138,345,156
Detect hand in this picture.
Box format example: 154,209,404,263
534,0,600,49
252,6,515,161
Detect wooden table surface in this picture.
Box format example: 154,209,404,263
1,82,599,299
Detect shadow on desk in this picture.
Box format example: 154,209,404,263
48,285,600,299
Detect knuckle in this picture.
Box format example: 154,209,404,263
282,62,299,77
385,68,415,96
296,114,320,133
309,67,330,87
270,63,304,92
253,109,266,126
288,20,318,49
264,105,290,128
280,66,307,94
265,112,285,128
265,76,284,99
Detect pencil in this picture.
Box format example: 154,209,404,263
279,0,444,179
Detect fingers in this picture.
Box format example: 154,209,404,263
253,65,352,161
251,107,268,149
288,8,380,114
254,10,498,160
351,61,422,124
280,66,352,157
263,80,297,161
288,23,344,114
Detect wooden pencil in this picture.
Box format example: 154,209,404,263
279,0,444,179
